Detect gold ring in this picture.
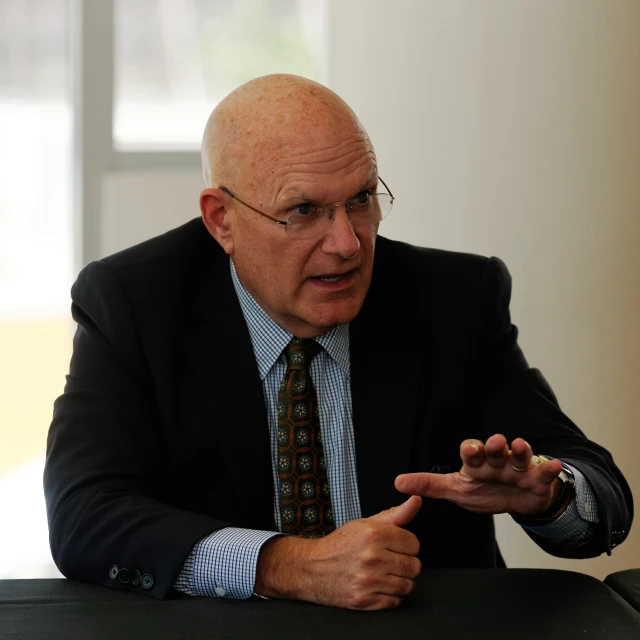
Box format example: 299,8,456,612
510,454,545,473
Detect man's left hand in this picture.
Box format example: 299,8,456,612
395,434,565,517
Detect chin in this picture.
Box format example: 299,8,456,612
307,299,364,332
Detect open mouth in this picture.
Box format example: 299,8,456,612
310,270,355,285
317,275,343,283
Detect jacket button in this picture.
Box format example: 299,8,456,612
132,570,141,586
109,565,119,580
118,568,131,584
141,574,154,590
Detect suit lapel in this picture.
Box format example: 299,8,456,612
185,247,274,529
350,239,422,517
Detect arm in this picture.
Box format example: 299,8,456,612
395,257,632,558
514,462,600,551
174,529,281,598
45,260,421,610
475,257,632,556
44,260,229,598
172,498,424,608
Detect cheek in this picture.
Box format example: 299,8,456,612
279,250,314,292
357,226,378,258
248,241,313,301
231,229,279,289
280,237,322,274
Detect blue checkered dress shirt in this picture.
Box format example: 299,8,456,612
174,258,599,598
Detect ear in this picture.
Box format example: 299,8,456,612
200,188,234,255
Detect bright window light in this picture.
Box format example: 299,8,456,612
114,0,326,150
0,0,72,579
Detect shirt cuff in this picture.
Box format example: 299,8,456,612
173,528,281,598
569,463,599,523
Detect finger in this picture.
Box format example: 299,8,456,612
369,495,422,527
381,575,416,598
484,433,509,469
460,439,486,468
388,552,422,579
510,454,563,490
381,526,421,556
355,595,403,611
508,438,533,473
531,457,563,486
395,472,452,500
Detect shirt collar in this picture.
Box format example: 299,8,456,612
230,259,350,379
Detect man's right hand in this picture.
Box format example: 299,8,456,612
254,495,422,610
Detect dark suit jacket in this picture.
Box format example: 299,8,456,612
44,218,633,599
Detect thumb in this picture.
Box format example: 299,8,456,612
368,495,422,527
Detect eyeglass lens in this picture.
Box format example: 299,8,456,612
286,193,393,238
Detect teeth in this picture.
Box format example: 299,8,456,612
319,275,342,283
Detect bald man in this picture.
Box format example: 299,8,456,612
45,75,632,610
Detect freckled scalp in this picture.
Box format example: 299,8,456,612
201,74,377,199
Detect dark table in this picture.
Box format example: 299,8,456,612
604,569,640,613
1,569,639,640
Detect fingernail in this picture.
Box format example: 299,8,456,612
470,443,479,452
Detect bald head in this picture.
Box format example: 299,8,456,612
201,74,372,191
198,74,381,339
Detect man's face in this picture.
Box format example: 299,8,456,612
221,128,378,338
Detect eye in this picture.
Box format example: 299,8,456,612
350,191,372,208
289,202,320,217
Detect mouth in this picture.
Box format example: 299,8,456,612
317,275,344,283
309,269,356,288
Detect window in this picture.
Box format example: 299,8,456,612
0,0,71,578
0,0,326,579
114,0,325,150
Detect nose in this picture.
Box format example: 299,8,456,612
321,204,360,259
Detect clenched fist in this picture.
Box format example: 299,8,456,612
255,495,422,610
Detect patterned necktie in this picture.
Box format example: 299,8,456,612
277,338,335,537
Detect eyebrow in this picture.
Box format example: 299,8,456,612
280,177,379,207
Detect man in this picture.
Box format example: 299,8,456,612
44,75,632,610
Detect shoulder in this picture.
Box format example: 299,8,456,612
101,217,217,273
71,218,226,321
373,235,509,297
74,218,222,289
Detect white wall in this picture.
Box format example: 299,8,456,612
102,170,203,255
101,0,640,580
326,0,640,578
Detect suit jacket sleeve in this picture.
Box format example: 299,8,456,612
474,257,633,558
44,260,228,599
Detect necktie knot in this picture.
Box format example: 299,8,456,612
285,338,319,370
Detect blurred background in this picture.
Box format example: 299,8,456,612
1,0,638,579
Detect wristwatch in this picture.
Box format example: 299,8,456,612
513,456,576,525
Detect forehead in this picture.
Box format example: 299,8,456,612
257,131,378,205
